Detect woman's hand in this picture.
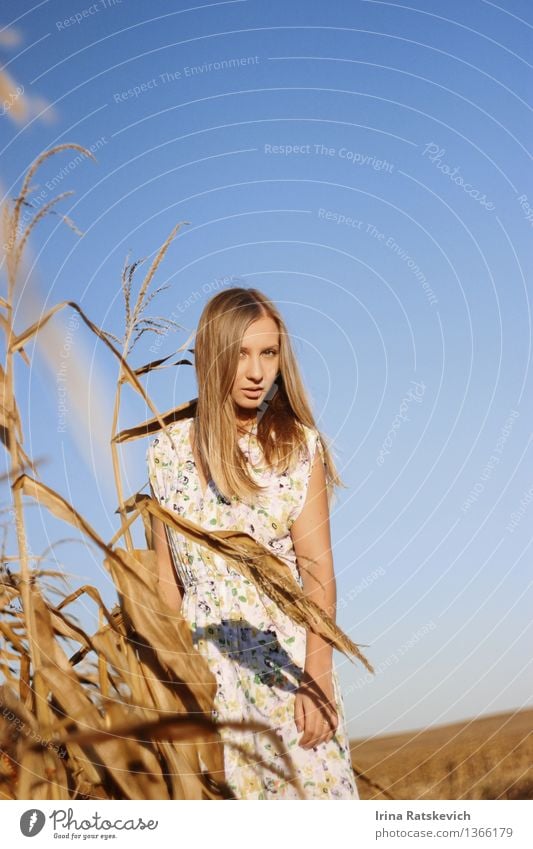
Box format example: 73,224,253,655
294,667,338,750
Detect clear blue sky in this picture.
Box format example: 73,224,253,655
1,0,532,741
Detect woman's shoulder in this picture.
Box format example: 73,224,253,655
295,422,325,466
298,421,319,438
296,421,321,448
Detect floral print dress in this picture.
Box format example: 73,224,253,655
146,416,359,800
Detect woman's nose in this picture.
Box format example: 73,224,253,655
246,357,263,379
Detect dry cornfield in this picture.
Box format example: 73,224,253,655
350,708,533,800
0,145,375,800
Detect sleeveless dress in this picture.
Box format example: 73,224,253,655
146,416,359,800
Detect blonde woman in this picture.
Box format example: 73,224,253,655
146,287,359,800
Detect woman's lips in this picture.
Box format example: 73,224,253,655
242,388,262,396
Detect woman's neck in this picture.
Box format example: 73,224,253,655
236,412,258,434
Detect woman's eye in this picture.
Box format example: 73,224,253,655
239,349,278,357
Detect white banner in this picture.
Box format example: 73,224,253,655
3,800,532,848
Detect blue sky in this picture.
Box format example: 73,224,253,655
1,0,532,742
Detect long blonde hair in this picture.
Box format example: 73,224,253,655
192,287,345,502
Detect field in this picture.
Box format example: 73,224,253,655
350,708,533,800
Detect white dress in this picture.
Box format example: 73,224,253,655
146,416,359,800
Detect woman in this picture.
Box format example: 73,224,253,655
146,287,359,800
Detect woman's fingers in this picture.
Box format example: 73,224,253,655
294,671,340,748
297,693,319,748
296,691,339,749
315,712,338,747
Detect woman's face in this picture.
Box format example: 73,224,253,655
230,315,280,419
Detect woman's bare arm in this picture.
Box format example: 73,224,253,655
150,512,185,613
290,451,339,748
290,451,336,675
